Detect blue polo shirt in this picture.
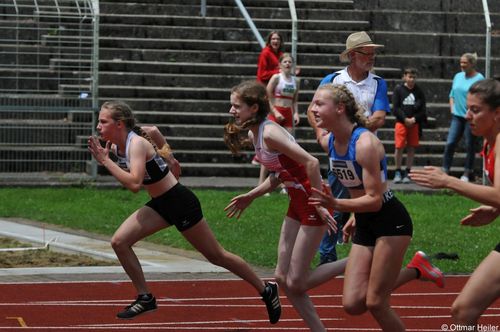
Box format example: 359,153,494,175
319,68,390,118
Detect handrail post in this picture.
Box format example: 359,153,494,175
288,0,298,73
90,0,100,179
200,0,206,17
287,0,298,137
481,0,491,79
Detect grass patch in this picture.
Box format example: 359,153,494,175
0,187,497,273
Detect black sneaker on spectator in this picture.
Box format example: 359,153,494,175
117,294,157,319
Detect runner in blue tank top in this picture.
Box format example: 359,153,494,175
309,84,417,332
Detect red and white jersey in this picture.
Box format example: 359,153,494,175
254,120,310,192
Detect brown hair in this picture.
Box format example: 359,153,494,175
101,101,171,158
403,67,418,75
468,78,500,109
224,81,270,155
316,84,368,127
265,30,284,51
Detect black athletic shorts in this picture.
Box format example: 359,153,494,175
145,183,203,232
495,242,500,253
353,190,413,247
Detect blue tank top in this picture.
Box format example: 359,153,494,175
328,126,387,190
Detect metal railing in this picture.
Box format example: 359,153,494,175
0,0,99,175
199,0,298,64
288,0,298,72
234,0,265,48
481,0,491,78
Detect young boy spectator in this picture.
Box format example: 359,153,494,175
392,68,427,183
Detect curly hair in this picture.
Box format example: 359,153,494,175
223,81,270,155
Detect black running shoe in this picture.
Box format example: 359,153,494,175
261,281,281,324
116,294,157,319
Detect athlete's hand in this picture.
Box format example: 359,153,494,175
342,216,356,243
315,206,337,233
460,205,499,227
409,166,450,189
166,154,181,180
224,194,253,219
273,109,285,124
88,135,111,165
293,112,300,126
309,183,335,209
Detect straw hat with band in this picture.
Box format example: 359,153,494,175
339,31,384,62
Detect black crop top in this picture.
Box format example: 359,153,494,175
115,131,169,185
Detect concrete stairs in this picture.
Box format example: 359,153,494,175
94,0,499,179
1,0,498,178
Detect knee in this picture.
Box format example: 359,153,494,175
365,296,387,315
285,276,306,295
343,298,367,316
110,234,128,252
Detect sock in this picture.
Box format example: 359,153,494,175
139,293,153,300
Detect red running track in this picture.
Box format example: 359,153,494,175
0,276,499,331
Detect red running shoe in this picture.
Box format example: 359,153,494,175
407,251,445,288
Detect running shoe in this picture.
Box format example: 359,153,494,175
117,294,157,319
407,251,445,288
261,281,281,324
393,170,402,184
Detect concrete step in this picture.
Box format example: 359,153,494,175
96,97,450,126
96,23,500,58
100,0,355,15
97,70,455,104
355,0,500,13
0,146,89,173
100,14,369,32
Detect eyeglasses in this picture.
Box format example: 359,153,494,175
353,50,376,57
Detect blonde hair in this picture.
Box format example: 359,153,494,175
461,52,478,66
316,84,368,127
279,52,294,63
224,81,270,155
101,101,171,158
